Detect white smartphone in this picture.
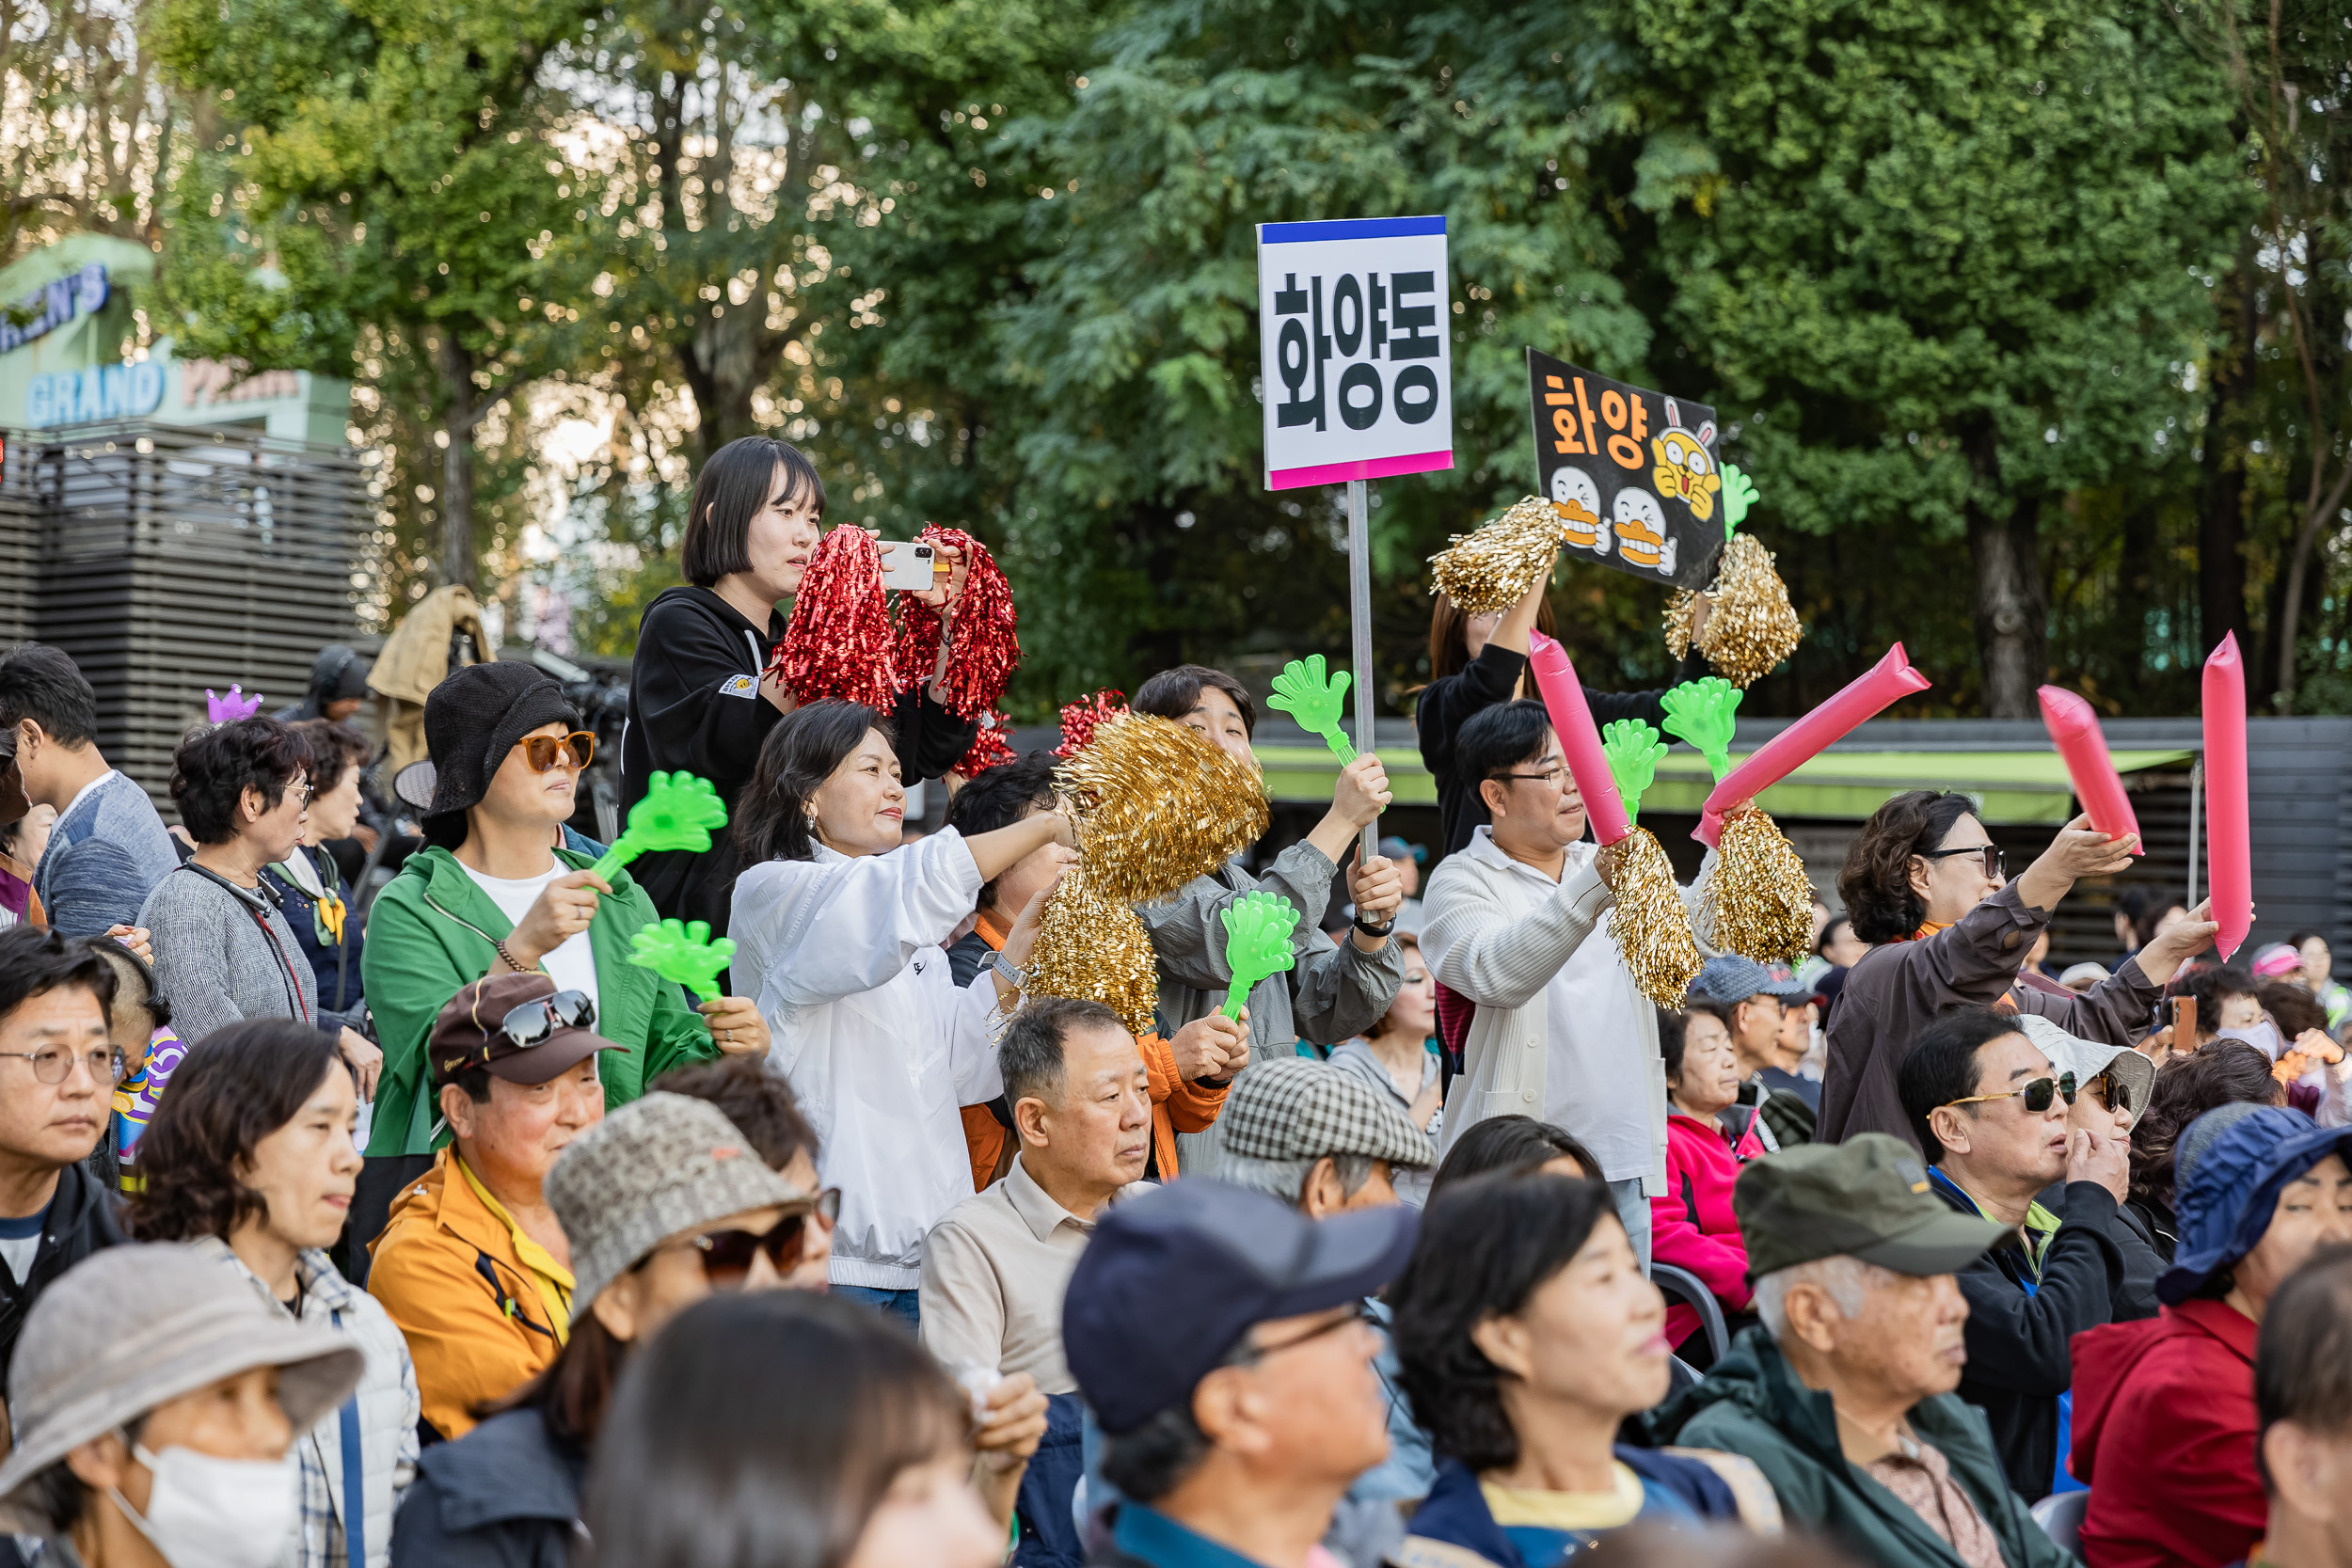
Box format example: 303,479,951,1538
879,540,941,591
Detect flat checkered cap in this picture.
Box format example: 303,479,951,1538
1221,1055,1435,1169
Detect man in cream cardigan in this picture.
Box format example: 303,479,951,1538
1421,699,1685,1266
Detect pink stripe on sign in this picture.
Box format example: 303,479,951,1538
1267,449,1454,492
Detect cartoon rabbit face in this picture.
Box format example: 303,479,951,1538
1550,467,1608,555
1652,430,1722,523
1613,487,1673,574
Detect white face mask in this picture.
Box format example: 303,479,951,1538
111,1441,297,1568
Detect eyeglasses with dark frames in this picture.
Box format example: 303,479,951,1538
1916,844,2005,879
1944,1070,2077,1116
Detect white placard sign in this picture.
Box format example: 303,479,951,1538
1256,215,1454,492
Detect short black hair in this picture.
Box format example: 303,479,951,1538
1837,789,1980,944
1099,1386,1217,1503
1133,665,1256,739
1454,699,1550,786
652,1056,819,1171
0,927,117,1031
169,717,312,844
2255,1243,2352,1493
0,643,98,748
290,718,372,793
1897,1005,2028,1164
999,996,1126,1108
2129,1040,2282,1210
734,700,895,865
942,752,1061,912
2287,928,2329,952
1426,1115,1599,1202
1389,1173,1619,1469
2169,964,2259,1037
1658,1007,1688,1080
1816,915,1851,959
680,437,826,587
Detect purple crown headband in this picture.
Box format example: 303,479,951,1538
205,685,262,723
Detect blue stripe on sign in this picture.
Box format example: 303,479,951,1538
1259,214,1448,244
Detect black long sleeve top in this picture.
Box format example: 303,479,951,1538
1416,641,1707,858
620,585,977,935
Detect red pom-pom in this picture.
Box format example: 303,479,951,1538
1056,689,1128,757
951,709,1019,779
769,528,897,708
895,526,1020,719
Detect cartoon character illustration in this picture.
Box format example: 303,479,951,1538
1549,466,1609,556
1613,487,1677,578
1652,423,1722,524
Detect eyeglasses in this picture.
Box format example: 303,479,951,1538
1496,765,1572,788
671,1189,843,1286
291,779,314,806
1917,844,2005,879
0,1045,127,1086
496,990,596,1049
1248,1299,1373,1357
1945,1071,2077,1115
518,732,596,773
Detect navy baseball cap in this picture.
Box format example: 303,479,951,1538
2160,1106,2352,1305
1689,954,1812,1006
1061,1180,1417,1436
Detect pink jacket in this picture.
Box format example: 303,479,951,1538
1652,1112,1762,1349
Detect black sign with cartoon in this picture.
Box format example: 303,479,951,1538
1525,347,1724,591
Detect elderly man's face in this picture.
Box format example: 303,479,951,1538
1932,1032,2070,1196
1820,1271,1971,1403
1301,1157,1398,1219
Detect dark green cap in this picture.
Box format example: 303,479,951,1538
1733,1133,2010,1283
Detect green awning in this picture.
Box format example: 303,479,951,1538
1252,743,2193,825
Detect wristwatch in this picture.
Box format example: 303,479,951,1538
1351,912,1395,939
987,950,1026,989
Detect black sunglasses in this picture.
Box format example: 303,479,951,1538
681,1189,843,1286
1917,844,2005,879
497,990,596,1050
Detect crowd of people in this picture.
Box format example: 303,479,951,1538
0,430,2347,1568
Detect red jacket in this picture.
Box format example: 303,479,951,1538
1651,1112,1760,1348
2071,1298,2264,1568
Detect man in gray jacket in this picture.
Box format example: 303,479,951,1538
1130,666,1406,1178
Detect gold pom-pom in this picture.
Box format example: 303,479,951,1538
1056,714,1268,907
1025,867,1158,1036
1710,808,1816,964
1694,534,1803,687
1606,827,1704,1007
1427,497,1562,616
1664,588,1698,659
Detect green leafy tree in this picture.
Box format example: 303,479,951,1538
151,0,598,590
1625,0,2249,715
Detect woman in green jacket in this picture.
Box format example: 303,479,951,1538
355,663,765,1256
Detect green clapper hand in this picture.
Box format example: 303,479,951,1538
1601,720,1669,826
1659,677,1743,782
1266,655,1358,764
589,770,729,883
627,918,737,1005
1219,891,1300,1020
1720,463,1761,538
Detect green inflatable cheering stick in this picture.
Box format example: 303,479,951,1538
628,918,737,1005
1659,677,1743,782
1267,655,1358,764
589,770,729,883
1600,720,1668,827
1219,891,1300,1020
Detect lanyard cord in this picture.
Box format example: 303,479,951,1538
180,863,311,1023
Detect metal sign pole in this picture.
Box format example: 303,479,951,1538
1346,477,1378,865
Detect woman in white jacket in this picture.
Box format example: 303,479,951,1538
729,700,1073,1321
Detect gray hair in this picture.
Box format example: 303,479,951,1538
1222,1150,1378,1210
1753,1256,1900,1339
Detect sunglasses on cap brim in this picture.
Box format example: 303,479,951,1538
445,989,597,1075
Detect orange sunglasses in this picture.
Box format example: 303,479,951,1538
519,732,596,772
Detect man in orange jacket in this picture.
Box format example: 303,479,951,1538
945,758,1247,1188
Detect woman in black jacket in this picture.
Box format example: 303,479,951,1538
621,436,977,934
1416,570,1709,858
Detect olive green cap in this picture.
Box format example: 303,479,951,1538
1732,1133,2010,1283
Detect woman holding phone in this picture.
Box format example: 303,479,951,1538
622,436,977,936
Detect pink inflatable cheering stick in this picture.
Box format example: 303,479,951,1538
1526,631,1630,845
205,686,262,723
1695,643,1931,847
2202,632,2250,961
2037,687,2142,855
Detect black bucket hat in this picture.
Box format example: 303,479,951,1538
421,661,580,827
